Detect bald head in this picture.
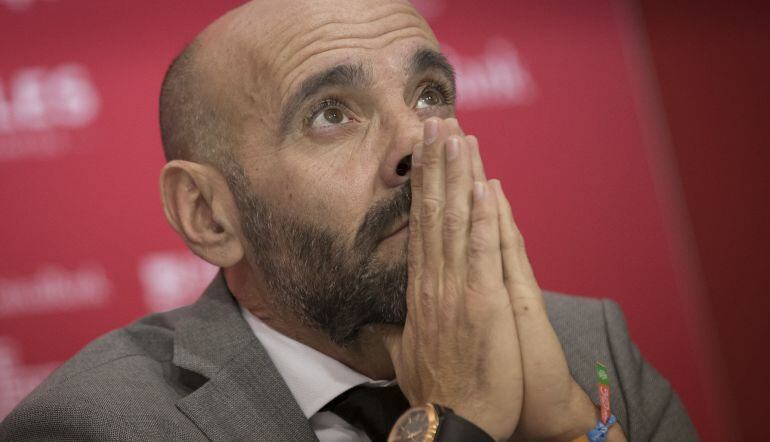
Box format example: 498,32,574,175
158,0,458,345
159,39,235,174
158,0,438,171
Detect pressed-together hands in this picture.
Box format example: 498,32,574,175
380,118,625,441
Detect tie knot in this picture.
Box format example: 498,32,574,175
322,385,411,442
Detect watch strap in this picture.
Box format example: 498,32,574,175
433,405,495,442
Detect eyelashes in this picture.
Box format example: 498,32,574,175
302,79,456,130
303,98,349,128
424,80,456,107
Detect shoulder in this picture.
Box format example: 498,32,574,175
542,290,623,348
31,306,187,392
541,292,621,386
0,306,203,440
542,291,698,440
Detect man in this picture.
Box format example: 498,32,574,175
0,0,697,440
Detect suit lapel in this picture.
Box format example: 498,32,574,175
172,273,317,441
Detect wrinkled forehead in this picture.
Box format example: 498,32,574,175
197,0,439,139
265,2,437,99
263,5,435,94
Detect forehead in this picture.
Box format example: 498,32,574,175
247,1,439,103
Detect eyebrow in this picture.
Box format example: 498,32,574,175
407,48,455,92
278,63,372,137
277,48,456,138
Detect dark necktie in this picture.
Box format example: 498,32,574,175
322,384,411,442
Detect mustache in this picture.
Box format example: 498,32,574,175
353,182,412,251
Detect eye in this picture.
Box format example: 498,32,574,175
309,100,351,129
416,85,446,109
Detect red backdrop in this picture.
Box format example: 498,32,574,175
3,0,757,440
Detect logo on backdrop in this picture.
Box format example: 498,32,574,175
445,38,536,110
0,63,100,161
0,338,59,419
0,264,112,317
138,251,218,313
0,0,57,12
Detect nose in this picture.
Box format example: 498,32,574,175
395,155,412,177
379,119,422,188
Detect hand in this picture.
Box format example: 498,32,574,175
468,140,621,441
380,118,523,441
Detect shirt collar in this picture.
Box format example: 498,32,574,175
240,305,394,418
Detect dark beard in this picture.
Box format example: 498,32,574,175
225,164,410,346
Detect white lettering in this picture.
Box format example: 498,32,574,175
0,264,112,316
0,63,100,160
0,63,100,133
1,0,57,13
445,39,536,110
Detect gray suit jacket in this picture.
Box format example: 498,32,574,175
0,273,698,441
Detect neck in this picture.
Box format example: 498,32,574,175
223,265,397,380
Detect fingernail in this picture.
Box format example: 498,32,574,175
490,179,501,192
473,181,485,199
413,143,422,166
424,119,438,145
446,137,459,160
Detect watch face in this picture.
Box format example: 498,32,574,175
390,408,429,442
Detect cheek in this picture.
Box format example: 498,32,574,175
268,135,380,234
277,166,374,236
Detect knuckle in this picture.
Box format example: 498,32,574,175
471,200,493,223
442,209,467,235
420,197,443,227
408,217,421,235
445,168,462,185
463,285,503,317
468,232,492,258
421,147,442,166
465,269,487,294
419,287,435,311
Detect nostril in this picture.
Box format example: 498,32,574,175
395,155,412,176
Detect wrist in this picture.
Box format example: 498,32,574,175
562,404,626,442
389,403,500,442
450,406,512,442
435,405,496,442
548,389,601,442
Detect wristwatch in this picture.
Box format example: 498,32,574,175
388,403,494,442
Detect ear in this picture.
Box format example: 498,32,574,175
159,160,244,267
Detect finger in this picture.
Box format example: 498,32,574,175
442,135,473,290
419,118,450,312
489,179,544,314
444,117,466,138
467,135,487,182
407,140,424,321
490,179,572,402
466,181,506,305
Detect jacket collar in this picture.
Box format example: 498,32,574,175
172,271,317,441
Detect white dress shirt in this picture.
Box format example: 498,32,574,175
240,305,396,441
